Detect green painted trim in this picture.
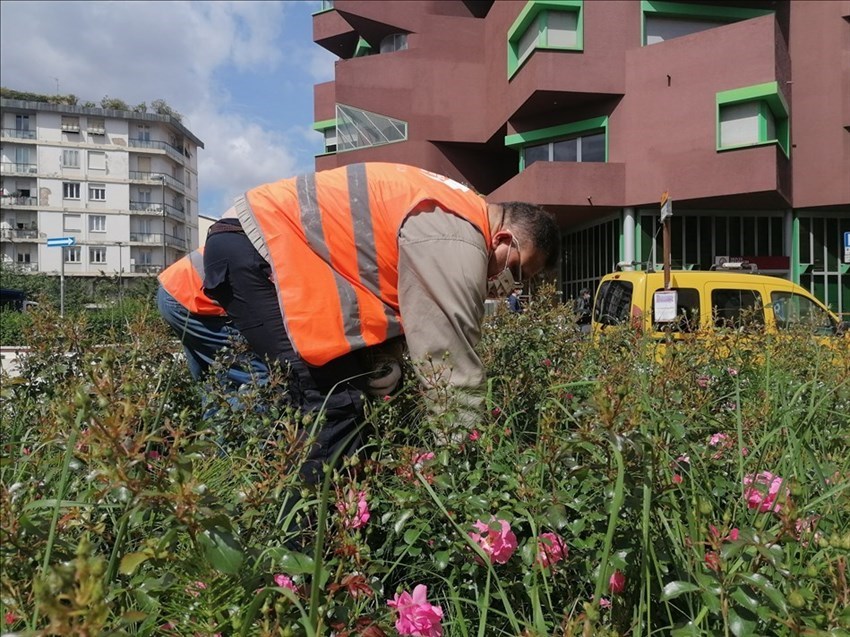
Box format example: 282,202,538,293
641,0,773,46
505,115,607,148
312,119,336,131
716,82,790,157
507,0,583,80
791,215,800,283
353,37,373,57
311,8,334,16
642,0,772,20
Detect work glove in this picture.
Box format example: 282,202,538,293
360,337,405,397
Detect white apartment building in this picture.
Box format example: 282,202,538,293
0,98,203,278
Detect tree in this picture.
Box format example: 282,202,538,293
100,96,130,111
150,98,183,122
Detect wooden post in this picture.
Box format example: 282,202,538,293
660,191,672,290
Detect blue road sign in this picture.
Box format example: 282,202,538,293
46,237,76,247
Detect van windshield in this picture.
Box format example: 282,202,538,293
593,280,633,326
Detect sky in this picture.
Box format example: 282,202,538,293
0,0,337,217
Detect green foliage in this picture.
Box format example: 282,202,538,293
1,286,849,636
101,95,130,111
0,87,78,105
151,99,183,122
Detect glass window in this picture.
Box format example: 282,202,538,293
524,143,550,167
65,246,81,263
712,288,764,330
88,151,106,170
552,138,577,162
379,33,408,54
719,102,761,147
517,14,541,66
63,213,82,232
336,104,407,151
645,15,728,45
15,114,30,131
90,247,107,264
593,280,633,326
546,10,578,47
63,183,80,199
89,184,106,201
89,215,106,232
652,287,700,333
62,150,80,168
580,132,605,162
137,125,150,142
771,292,834,335
88,118,105,134
17,252,31,263
61,116,80,132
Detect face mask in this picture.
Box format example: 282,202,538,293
487,238,520,299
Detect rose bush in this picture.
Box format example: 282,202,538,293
1,284,848,635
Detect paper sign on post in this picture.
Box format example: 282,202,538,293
653,290,678,322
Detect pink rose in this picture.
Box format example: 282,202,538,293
599,598,611,609
704,551,720,571
727,367,738,376
4,611,18,626
672,474,683,485
387,584,444,637
535,532,567,567
274,573,297,592
413,452,435,469
186,580,207,598
609,570,626,595
709,433,729,447
469,518,517,564
336,489,371,529
709,525,739,542
743,471,788,513
468,429,480,441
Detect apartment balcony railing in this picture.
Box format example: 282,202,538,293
128,171,185,192
129,232,164,245
128,201,186,221
12,262,38,272
130,263,162,274
1,128,37,140
128,138,186,163
0,196,38,207
128,233,187,250
0,162,37,175
61,123,81,133
1,228,38,240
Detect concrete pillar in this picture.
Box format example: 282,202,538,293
622,207,636,270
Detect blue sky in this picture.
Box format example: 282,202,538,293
0,0,336,216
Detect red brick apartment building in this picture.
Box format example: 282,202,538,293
312,0,849,316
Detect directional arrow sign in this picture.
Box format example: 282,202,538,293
46,236,76,247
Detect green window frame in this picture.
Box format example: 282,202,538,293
716,82,789,157
312,119,337,156
507,0,583,80
641,0,774,46
505,116,608,170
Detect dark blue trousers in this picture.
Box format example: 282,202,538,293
202,229,368,484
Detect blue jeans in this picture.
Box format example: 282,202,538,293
156,285,269,389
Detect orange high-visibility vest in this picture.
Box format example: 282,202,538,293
237,162,491,366
158,248,226,316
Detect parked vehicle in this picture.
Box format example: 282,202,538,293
0,288,37,312
591,264,848,342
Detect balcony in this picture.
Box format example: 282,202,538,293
61,124,81,133
128,171,185,192
128,233,187,250
1,128,36,140
1,228,38,240
130,263,162,274
128,138,186,163
128,201,186,221
11,262,38,272
0,162,37,175
0,196,38,208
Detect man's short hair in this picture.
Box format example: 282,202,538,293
498,202,560,270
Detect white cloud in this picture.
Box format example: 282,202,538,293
0,0,323,214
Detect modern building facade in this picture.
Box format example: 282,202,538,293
0,99,203,280
312,0,850,318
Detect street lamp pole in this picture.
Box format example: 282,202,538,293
152,174,166,271
116,241,124,301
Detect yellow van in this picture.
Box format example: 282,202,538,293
591,264,848,343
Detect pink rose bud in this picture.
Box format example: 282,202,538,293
609,570,626,595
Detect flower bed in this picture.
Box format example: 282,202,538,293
1,288,848,636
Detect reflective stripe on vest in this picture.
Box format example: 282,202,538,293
238,162,490,365
158,248,226,316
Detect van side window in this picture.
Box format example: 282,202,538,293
771,292,834,335
652,288,700,333
712,289,764,331
593,280,633,326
